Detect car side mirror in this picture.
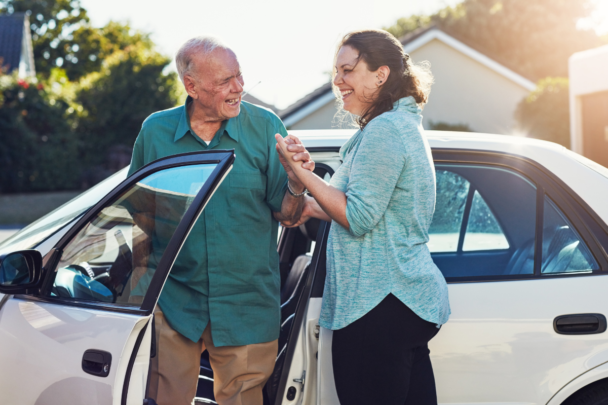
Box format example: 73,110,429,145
0,250,42,293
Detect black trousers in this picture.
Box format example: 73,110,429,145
332,294,440,405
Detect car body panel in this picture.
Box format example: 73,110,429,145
291,132,608,405
432,276,608,404
547,360,608,405
0,298,150,405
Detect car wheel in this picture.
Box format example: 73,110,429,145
563,380,608,405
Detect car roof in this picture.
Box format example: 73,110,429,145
294,129,608,223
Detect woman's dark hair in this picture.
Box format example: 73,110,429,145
334,29,433,129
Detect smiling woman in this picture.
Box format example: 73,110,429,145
332,29,433,128
276,29,449,405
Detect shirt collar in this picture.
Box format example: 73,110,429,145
392,96,421,114
174,96,239,143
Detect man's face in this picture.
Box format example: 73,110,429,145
187,48,244,121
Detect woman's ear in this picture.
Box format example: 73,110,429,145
376,65,390,87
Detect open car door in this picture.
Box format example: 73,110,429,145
0,150,234,405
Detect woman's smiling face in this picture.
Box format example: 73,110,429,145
333,45,379,116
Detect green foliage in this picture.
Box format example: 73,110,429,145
0,0,152,81
515,77,570,148
0,72,80,193
0,1,182,193
1,0,89,78
384,0,603,80
384,14,432,39
428,120,473,132
76,44,180,185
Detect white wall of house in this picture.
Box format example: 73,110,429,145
409,38,531,134
288,97,350,130
569,45,608,156
286,30,534,134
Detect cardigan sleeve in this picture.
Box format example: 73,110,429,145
344,119,408,237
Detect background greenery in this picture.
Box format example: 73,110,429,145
0,0,182,193
1,0,606,195
383,0,604,145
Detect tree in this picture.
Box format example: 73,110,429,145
515,78,570,148
76,44,181,186
385,14,432,39
0,71,81,192
0,1,183,192
0,0,151,81
385,0,603,81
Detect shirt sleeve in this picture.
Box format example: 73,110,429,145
345,119,407,237
127,129,145,177
265,118,289,213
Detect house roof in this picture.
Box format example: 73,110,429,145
0,13,27,73
242,93,278,113
280,26,536,127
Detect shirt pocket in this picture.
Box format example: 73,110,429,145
226,171,269,223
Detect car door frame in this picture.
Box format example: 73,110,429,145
22,150,235,314
5,149,235,404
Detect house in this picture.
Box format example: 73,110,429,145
280,26,536,134
0,12,35,77
569,45,608,168
242,93,278,113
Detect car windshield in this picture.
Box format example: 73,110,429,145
0,168,129,256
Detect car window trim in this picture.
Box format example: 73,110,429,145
456,185,475,253
534,187,545,276
433,149,608,280
31,150,235,314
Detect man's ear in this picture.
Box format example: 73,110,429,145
183,75,198,99
376,65,390,85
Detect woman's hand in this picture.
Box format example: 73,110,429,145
275,134,313,184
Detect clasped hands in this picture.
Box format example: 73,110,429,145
275,133,316,227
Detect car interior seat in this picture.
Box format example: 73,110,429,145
197,217,321,403
542,226,580,273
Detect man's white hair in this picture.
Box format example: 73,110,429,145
175,36,230,83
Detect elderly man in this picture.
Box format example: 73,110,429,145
128,36,312,405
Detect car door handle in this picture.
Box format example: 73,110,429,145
82,349,112,377
554,314,607,335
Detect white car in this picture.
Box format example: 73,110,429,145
1,130,608,405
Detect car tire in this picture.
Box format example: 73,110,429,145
563,380,608,405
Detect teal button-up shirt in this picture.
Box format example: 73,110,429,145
128,98,288,346
320,96,450,330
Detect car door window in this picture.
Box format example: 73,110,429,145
45,164,218,305
430,164,537,278
542,195,599,274
428,170,470,253
463,190,509,251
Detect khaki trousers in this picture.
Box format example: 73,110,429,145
148,309,278,405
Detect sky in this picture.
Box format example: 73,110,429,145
80,0,462,109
